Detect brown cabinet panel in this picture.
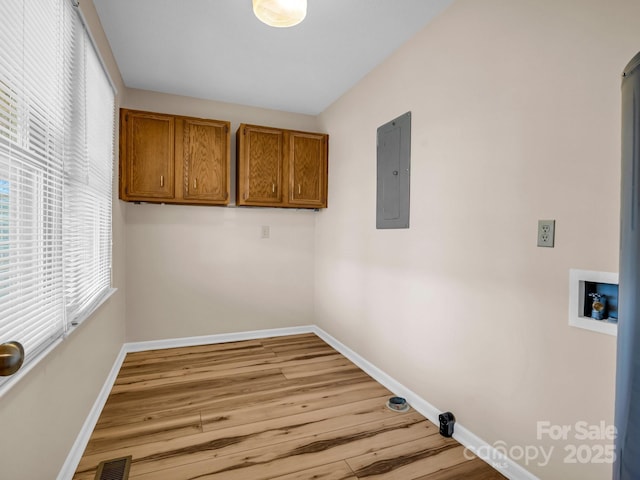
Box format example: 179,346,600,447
123,111,175,200
182,119,229,203
238,125,284,205
236,124,328,209
288,132,327,208
119,109,230,205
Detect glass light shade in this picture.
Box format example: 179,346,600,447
253,0,307,28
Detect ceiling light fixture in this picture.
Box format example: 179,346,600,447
253,0,307,28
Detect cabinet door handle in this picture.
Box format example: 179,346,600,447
193,178,197,190
298,184,301,195
160,175,164,187
272,183,275,193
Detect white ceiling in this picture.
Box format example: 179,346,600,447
93,0,453,115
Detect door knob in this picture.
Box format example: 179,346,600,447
0,341,25,376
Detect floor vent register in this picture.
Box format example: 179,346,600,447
94,456,132,480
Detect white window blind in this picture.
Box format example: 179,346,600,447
0,0,114,389
63,7,114,325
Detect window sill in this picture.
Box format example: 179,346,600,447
0,287,118,399
64,287,118,337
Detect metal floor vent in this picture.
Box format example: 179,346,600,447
94,456,132,480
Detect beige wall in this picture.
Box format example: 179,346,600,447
315,0,640,478
4,1,639,478
0,1,127,478
122,89,320,341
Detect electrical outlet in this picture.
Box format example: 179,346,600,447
261,225,270,239
537,220,555,248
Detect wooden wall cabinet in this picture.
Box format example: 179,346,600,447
237,124,328,209
120,109,230,205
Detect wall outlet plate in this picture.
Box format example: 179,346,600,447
537,220,555,247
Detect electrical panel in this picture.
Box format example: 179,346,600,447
376,112,411,229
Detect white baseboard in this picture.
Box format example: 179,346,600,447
453,423,539,480
311,326,538,480
57,344,127,480
310,326,441,425
57,326,315,479
58,324,537,480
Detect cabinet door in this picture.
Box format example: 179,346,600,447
182,119,229,204
238,125,283,205
288,132,327,208
122,111,175,200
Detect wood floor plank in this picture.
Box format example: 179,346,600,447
261,333,325,348
123,340,267,363
117,351,278,380
128,414,432,480
281,357,361,380
112,352,345,393
98,368,288,419
265,461,358,480
70,470,96,480
73,334,505,480
269,344,337,357
200,382,391,432
264,336,336,355
84,412,203,455
119,343,271,375
413,456,507,480
345,435,467,478
120,346,269,368
96,369,373,429
77,396,421,477
97,371,287,428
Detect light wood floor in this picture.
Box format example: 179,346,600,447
73,333,505,479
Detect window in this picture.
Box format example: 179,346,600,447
0,0,114,389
